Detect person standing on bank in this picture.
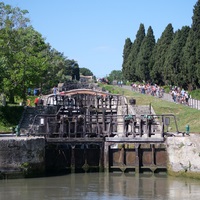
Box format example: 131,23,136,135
34,97,39,107
53,86,57,95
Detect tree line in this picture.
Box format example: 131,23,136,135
0,2,81,104
122,0,200,91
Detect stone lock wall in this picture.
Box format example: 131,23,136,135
0,136,45,178
166,134,200,178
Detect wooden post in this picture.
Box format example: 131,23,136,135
71,145,75,173
135,143,140,173
104,142,110,173
99,143,104,172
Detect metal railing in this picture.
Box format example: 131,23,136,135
163,93,200,110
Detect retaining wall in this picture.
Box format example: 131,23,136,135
166,134,200,178
0,136,45,178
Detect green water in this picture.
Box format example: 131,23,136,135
1,173,200,200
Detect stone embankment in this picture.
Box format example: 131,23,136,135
166,133,200,178
0,136,45,179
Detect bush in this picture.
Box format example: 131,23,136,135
163,85,171,93
0,106,24,131
190,89,200,100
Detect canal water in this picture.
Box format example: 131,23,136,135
1,173,200,200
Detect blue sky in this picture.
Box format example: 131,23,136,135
3,0,198,78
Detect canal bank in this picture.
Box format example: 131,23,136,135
0,136,45,179
167,133,200,179
1,133,200,179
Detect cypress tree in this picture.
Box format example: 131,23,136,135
136,26,155,82
164,26,190,88
192,0,200,37
182,0,200,90
151,23,174,85
193,0,200,87
126,23,145,82
182,30,196,90
122,38,132,81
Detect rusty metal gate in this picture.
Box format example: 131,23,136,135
45,139,104,174
105,142,167,173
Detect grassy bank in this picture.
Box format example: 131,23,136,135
101,84,200,133
0,106,24,132
0,95,37,132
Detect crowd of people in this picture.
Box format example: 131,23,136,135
131,83,164,98
130,83,190,106
170,86,190,106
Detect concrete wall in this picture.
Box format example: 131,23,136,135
0,136,45,178
166,134,200,177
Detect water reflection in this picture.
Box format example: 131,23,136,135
1,173,200,200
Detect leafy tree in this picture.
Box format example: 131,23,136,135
0,2,81,101
41,47,69,93
22,28,50,98
107,70,123,83
0,3,29,29
42,52,80,92
79,67,93,76
0,3,31,102
1,27,50,102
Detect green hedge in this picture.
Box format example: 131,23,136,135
190,89,200,100
0,106,24,131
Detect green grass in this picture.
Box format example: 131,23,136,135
0,95,37,132
190,89,200,100
0,106,24,132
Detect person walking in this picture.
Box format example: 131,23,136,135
53,86,57,95
34,97,39,107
